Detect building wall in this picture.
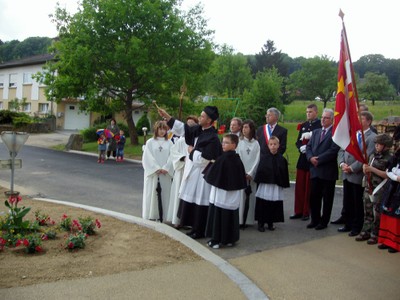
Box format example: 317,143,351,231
0,64,55,116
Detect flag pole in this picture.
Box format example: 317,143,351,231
339,10,372,193
340,10,368,163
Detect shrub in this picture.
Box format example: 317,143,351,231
136,112,151,136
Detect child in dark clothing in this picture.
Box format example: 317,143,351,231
254,136,290,232
116,130,126,162
204,134,247,249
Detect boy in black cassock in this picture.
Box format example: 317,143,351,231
204,134,247,249
254,136,290,232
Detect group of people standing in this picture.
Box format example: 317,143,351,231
291,103,399,253
97,119,126,163
141,103,400,253
142,105,290,249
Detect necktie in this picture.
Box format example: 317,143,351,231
357,131,362,149
268,125,273,136
320,129,326,143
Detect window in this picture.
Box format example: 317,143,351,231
23,103,31,112
0,75,4,87
23,73,33,84
9,73,17,87
39,103,49,113
0,102,3,109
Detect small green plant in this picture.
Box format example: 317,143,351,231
35,210,55,226
15,234,43,253
65,231,87,250
42,228,57,240
59,214,72,231
78,216,101,235
3,193,31,234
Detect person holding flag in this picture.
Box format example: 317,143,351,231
331,10,376,232
337,111,376,236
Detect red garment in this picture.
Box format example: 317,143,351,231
294,169,311,216
378,214,400,251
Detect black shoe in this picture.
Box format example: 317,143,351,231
258,223,265,232
301,215,310,221
348,231,360,237
307,223,317,229
189,232,204,239
378,244,389,250
240,224,248,230
388,247,398,253
315,224,327,230
337,226,351,233
186,230,195,236
290,214,302,219
267,224,276,231
331,217,345,225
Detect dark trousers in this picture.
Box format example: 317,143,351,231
294,169,311,216
309,177,336,226
342,179,364,233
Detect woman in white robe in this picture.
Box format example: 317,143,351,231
142,121,173,221
236,120,260,227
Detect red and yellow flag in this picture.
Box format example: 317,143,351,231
332,15,365,163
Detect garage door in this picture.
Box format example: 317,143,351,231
64,104,90,130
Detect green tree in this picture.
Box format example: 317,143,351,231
37,0,214,145
0,37,52,63
206,45,252,98
240,68,284,125
358,72,396,105
287,56,336,108
353,54,386,78
250,40,289,77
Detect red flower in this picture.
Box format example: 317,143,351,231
68,242,74,249
72,219,82,231
16,196,22,203
15,239,23,247
35,246,43,252
95,219,102,228
51,220,56,225
8,197,16,204
23,239,30,247
62,214,68,219
41,234,48,241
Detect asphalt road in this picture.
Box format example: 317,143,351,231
0,141,349,260
0,144,144,217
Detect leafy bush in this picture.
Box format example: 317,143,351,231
0,110,23,124
136,113,151,136
13,115,33,128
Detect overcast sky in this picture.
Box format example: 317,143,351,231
0,0,399,61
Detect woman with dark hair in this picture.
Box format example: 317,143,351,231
106,119,120,160
236,119,260,228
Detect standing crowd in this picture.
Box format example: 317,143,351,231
140,104,400,253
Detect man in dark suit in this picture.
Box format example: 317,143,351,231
256,107,287,155
306,108,340,230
